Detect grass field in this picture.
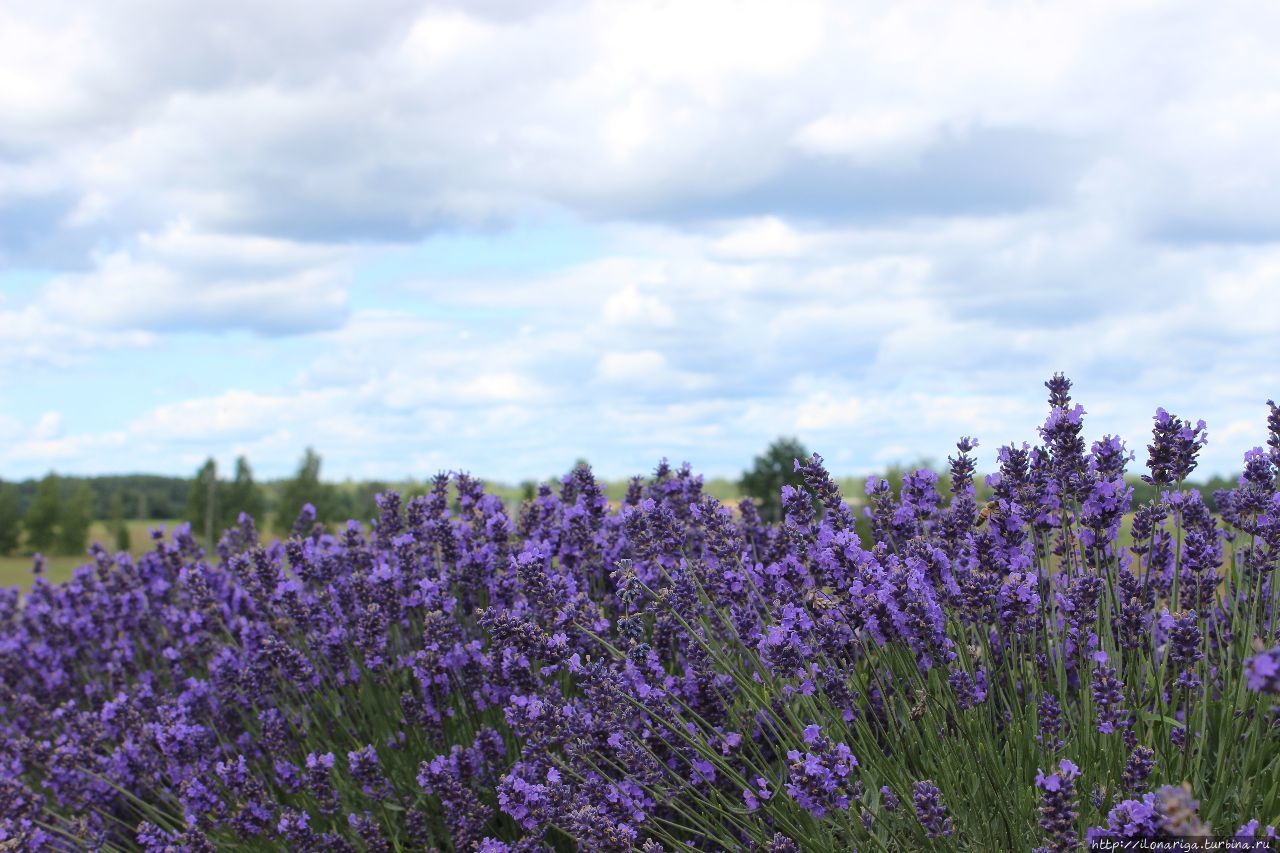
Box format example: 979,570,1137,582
0,519,181,590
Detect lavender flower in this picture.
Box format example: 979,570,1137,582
912,781,954,839
784,726,858,818
1245,646,1280,694
742,777,772,811
1122,746,1156,793
1162,609,1204,673
1091,664,1127,734
948,666,988,709
1144,408,1208,487
1035,758,1081,851
1037,692,1066,751
4,381,1280,852
1086,784,1212,842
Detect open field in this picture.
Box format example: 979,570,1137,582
0,519,180,589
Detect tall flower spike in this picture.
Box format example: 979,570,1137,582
1039,375,1088,500
1036,758,1081,851
793,453,856,531
1091,664,1126,734
1266,399,1280,470
1037,692,1066,751
1122,746,1156,793
1143,408,1208,487
1046,372,1073,409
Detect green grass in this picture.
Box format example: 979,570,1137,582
0,519,181,590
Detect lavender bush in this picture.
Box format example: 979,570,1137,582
3,377,1280,851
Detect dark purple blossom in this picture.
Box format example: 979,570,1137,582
1091,663,1126,734
1144,408,1208,488
1035,758,1080,851
1037,692,1065,751
1122,746,1156,794
912,781,954,839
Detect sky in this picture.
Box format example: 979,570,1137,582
1,0,1279,484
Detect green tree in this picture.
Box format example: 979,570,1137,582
0,480,20,556
57,480,93,555
25,473,61,554
224,456,265,528
186,458,221,548
108,491,131,553
739,437,811,523
519,479,538,503
277,447,335,532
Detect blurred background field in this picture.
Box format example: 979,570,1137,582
0,519,179,588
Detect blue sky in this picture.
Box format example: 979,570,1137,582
1,0,1279,483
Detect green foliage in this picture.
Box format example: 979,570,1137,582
739,436,810,522
24,473,61,554
276,447,337,531
55,480,93,555
186,458,221,547
184,456,269,544
224,456,265,527
10,474,188,520
329,479,387,526
519,479,538,503
0,481,20,556
108,492,131,553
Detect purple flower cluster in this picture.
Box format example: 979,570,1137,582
912,780,955,839
783,725,858,818
1086,783,1211,841
1,375,1278,851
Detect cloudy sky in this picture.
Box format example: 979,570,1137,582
2,0,1278,483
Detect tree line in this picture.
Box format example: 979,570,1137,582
0,448,388,556
0,439,1243,558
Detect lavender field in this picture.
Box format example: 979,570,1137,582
2,375,1279,851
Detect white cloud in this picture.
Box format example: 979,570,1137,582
602,284,675,327
711,217,810,260
0,304,155,373
7,0,1280,260
596,350,667,383
31,412,61,441
793,108,942,166
38,222,351,335
795,393,868,430
2,0,1280,483
594,351,712,394
131,390,322,442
